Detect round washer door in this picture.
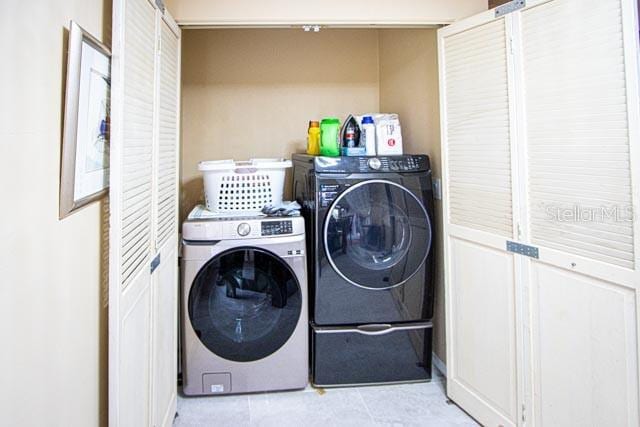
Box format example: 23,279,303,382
324,180,431,290
188,247,302,362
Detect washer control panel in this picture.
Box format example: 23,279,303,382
183,215,304,241
261,220,293,236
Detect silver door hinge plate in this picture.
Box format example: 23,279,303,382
507,241,539,259
495,0,525,17
150,253,161,273
155,0,165,12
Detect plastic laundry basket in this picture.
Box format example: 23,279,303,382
198,158,292,213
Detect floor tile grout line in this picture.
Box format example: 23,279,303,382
356,387,376,423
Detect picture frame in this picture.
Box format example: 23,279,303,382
59,21,111,218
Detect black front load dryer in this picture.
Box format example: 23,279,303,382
293,154,435,325
293,154,436,387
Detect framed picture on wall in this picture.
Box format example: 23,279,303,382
60,21,111,218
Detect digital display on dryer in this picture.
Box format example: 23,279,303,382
261,220,293,236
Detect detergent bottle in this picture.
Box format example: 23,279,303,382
319,118,341,157
306,121,320,155
361,116,376,156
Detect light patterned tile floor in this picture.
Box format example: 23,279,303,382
174,370,479,427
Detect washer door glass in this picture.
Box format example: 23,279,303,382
188,247,302,362
324,180,431,289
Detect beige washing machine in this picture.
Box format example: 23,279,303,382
181,213,308,396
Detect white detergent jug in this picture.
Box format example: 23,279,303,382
361,116,376,156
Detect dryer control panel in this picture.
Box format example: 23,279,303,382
312,155,430,173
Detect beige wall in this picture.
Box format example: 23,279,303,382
165,0,487,26
180,29,380,219
378,29,446,363
0,0,110,425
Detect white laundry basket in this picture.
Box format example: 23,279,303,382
198,158,292,213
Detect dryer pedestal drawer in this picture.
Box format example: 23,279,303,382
311,323,432,387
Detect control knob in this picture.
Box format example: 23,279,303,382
237,223,251,236
368,158,382,170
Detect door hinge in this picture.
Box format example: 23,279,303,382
522,403,526,423
509,36,515,55
155,0,165,12
507,241,539,259
150,253,161,273
495,0,526,17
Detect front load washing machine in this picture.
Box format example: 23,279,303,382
181,212,308,396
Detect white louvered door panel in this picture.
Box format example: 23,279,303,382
109,0,157,426
439,11,522,427
110,1,181,426
517,0,640,425
150,11,180,427
120,0,155,286
523,0,634,269
155,18,179,249
444,18,514,237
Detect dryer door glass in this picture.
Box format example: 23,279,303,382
188,247,302,362
324,180,431,289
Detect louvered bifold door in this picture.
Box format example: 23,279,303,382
438,11,522,427
150,10,180,427
108,0,161,425
516,0,640,425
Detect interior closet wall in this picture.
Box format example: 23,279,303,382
180,28,446,363
0,0,110,425
378,29,445,364
180,29,447,362
180,29,380,220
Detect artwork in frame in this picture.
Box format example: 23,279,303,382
60,21,111,218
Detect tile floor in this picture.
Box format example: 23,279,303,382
174,369,479,427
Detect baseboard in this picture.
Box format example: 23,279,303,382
432,352,447,378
